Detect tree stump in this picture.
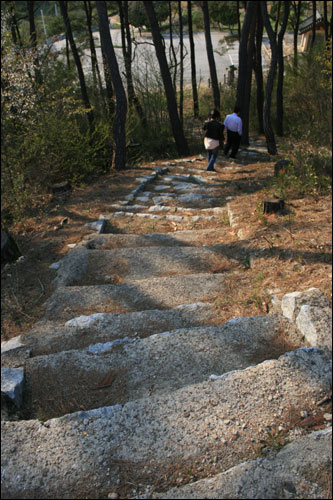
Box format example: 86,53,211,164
263,199,285,214
49,181,72,194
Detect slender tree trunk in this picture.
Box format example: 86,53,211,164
202,1,220,109
143,1,189,156
236,1,256,126
274,1,281,34
254,2,264,134
119,1,146,126
276,1,290,136
65,34,71,68
260,1,278,155
84,1,103,95
292,0,301,69
27,0,36,47
241,5,257,146
187,1,199,118
178,0,184,126
101,46,115,116
96,0,127,170
168,1,177,92
5,1,22,47
311,0,316,49
323,0,329,40
236,0,242,41
27,0,43,85
59,1,94,125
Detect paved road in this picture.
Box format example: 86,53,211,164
53,30,269,88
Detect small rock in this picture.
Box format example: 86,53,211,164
323,413,332,421
107,493,119,499
300,410,308,419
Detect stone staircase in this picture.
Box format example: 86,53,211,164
1,141,332,499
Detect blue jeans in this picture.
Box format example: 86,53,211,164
206,147,219,170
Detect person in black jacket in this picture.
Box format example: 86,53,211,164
203,109,225,171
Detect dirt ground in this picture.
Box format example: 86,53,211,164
1,152,332,342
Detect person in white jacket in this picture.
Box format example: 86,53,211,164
223,106,242,159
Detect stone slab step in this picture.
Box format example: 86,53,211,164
22,314,296,419
43,273,226,321
79,228,231,250
1,348,331,499
53,245,238,286
151,427,332,499
3,303,217,360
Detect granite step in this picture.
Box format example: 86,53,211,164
42,273,227,321
151,427,332,499
53,245,238,286
1,348,331,499
79,228,231,250
21,314,297,419
2,303,217,360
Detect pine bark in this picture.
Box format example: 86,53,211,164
276,1,290,136
187,1,199,117
260,1,278,155
59,1,94,125
96,0,127,170
202,0,220,109
143,1,189,156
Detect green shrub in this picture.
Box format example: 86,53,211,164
271,143,332,198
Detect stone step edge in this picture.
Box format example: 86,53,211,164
148,427,332,499
1,302,216,361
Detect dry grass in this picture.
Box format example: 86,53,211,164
1,147,332,342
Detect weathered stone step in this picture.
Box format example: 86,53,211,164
80,228,231,250
22,314,298,419
1,348,331,499
151,427,332,499
3,303,217,360
42,273,226,321
53,245,238,286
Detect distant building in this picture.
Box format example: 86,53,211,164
299,10,326,52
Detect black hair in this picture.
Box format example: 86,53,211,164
234,105,241,114
209,109,220,120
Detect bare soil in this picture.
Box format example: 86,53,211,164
1,150,332,342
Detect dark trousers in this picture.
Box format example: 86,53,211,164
224,130,241,158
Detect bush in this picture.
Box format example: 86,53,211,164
283,42,332,147
271,143,332,199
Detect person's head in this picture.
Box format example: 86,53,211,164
233,105,241,115
209,109,220,120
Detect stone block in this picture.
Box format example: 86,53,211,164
281,288,330,321
1,367,25,408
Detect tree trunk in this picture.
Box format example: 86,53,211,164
254,2,264,134
143,1,189,156
96,0,127,170
276,1,290,136
5,1,22,47
187,1,199,118
202,0,220,109
323,0,329,41
119,1,146,126
292,1,302,69
84,0,104,104
27,0,43,85
101,46,115,116
178,0,184,126
311,0,316,49
241,6,257,146
236,0,241,41
168,1,177,93
260,1,278,155
59,1,94,126
236,1,256,144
